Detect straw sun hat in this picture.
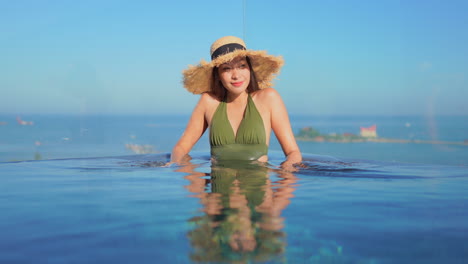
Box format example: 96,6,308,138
182,36,284,94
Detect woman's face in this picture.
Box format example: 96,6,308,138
218,57,251,95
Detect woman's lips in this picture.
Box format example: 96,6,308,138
232,81,243,87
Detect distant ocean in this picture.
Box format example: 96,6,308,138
1,114,467,166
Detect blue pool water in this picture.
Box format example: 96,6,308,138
1,152,467,263
1,114,467,262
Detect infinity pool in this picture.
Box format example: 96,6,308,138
1,152,467,263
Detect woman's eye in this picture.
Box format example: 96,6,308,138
239,64,247,69
222,67,231,72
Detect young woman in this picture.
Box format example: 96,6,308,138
171,36,301,168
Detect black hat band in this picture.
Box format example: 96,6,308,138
211,43,246,60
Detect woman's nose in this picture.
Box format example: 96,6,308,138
231,68,238,79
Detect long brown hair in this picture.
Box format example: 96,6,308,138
210,56,260,101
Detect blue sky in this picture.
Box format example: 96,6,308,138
1,0,467,116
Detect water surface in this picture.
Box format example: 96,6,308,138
1,152,467,263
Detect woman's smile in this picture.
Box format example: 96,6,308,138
231,81,244,87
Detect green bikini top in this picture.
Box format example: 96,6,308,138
210,94,268,161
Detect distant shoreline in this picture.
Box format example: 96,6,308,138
296,136,468,146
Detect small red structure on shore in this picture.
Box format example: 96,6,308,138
360,124,377,138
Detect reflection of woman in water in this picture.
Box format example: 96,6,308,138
181,161,297,262
170,36,301,169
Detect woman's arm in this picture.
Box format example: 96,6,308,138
170,94,210,164
266,88,302,167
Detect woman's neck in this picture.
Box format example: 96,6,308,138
226,91,248,104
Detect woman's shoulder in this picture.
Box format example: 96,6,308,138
199,92,221,103
197,92,222,111
252,88,281,101
251,88,284,113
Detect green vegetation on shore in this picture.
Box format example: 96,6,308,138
296,127,365,142
295,127,468,146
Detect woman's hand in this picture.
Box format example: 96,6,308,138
162,161,175,167
280,159,306,172
166,153,193,167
